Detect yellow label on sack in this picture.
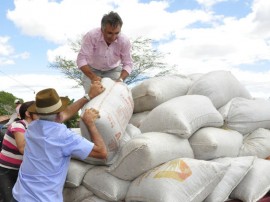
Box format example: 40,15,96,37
154,159,192,182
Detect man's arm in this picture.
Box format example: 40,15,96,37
81,108,107,159
80,65,102,83
58,81,105,123
14,131,25,154
117,69,129,82
77,32,102,83
118,37,133,81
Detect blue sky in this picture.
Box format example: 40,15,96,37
0,1,57,75
1,0,270,101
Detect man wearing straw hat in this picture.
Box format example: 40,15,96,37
11,81,107,202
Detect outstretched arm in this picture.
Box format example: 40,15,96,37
81,108,107,159
58,81,105,123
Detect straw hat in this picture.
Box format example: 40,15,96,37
28,88,69,114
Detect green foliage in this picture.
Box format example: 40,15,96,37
49,37,176,86
0,91,23,115
64,98,80,128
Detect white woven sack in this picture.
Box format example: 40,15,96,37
219,97,270,134
125,158,229,202
119,123,141,149
188,73,204,82
189,127,243,160
204,156,256,202
129,111,150,128
80,78,134,165
65,159,94,188
99,124,141,169
108,132,194,181
82,166,130,201
139,95,224,138
239,128,270,158
187,70,252,109
230,158,270,202
63,186,93,202
81,196,111,202
132,75,192,113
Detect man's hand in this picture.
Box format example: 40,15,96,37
116,78,124,82
81,108,100,124
89,81,105,99
91,75,102,83
82,108,107,159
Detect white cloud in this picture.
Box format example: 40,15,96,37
0,36,30,66
0,40,13,65
250,0,270,37
6,0,215,42
47,44,77,63
196,0,228,9
12,52,30,59
157,0,270,75
7,0,116,44
0,36,14,56
0,58,15,65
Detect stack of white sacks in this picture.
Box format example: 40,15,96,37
63,71,270,202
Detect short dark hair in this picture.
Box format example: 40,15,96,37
101,11,123,30
19,101,34,120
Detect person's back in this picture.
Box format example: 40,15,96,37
13,119,91,201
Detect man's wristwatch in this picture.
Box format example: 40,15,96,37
84,94,91,101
